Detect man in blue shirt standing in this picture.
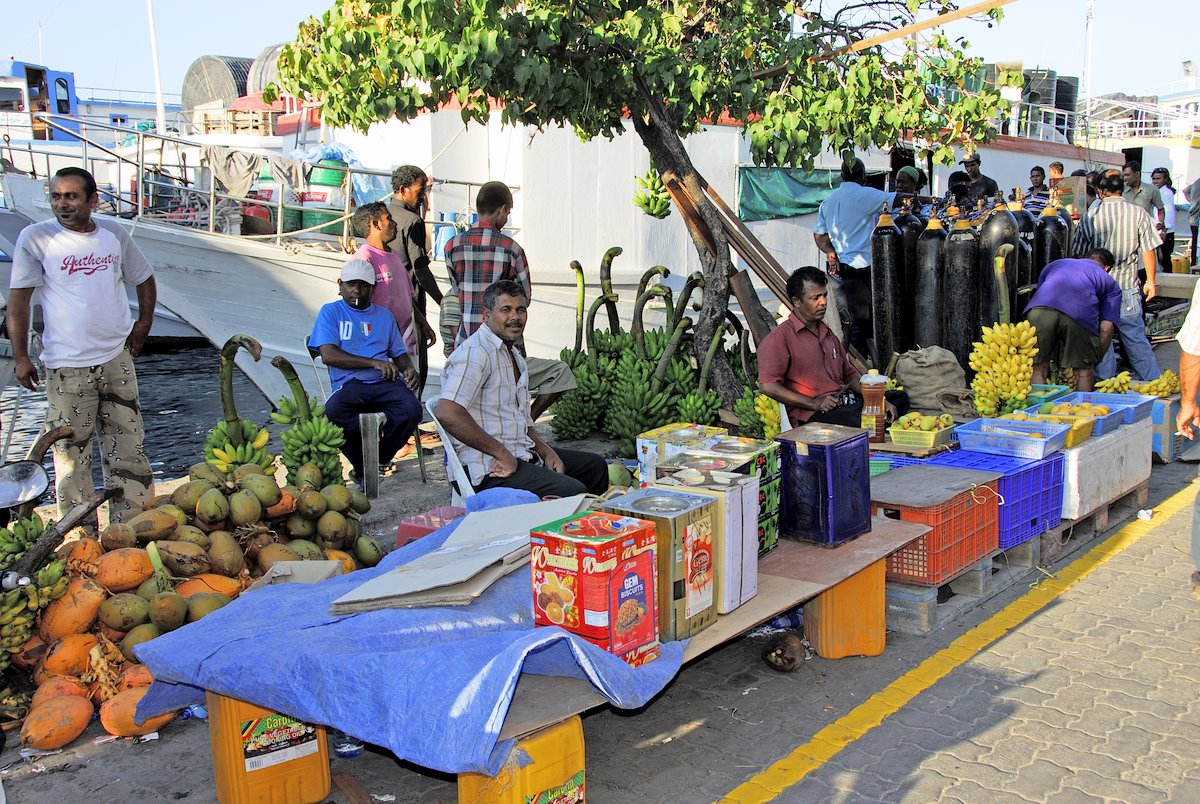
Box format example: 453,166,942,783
813,156,896,356
310,258,422,481
1024,249,1122,392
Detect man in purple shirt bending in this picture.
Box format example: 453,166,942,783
1025,249,1122,392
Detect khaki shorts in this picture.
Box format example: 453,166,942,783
527,357,577,395
1026,307,1102,369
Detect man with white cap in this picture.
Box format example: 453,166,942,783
960,153,999,203
309,258,422,481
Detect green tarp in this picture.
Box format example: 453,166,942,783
737,166,888,222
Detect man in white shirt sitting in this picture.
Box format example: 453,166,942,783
436,280,607,499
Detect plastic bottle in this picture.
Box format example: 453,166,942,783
331,730,364,758
179,704,208,721
860,370,888,443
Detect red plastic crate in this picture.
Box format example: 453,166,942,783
875,482,999,586
396,505,466,546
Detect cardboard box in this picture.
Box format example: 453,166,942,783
530,512,659,666
602,489,718,641
636,423,726,482
246,561,343,594
653,469,759,614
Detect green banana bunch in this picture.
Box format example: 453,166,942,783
602,348,676,457
23,560,69,611
204,417,275,473
735,386,766,438
270,393,326,426
665,356,697,399
643,327,671,363
633,169,672,219
280,415,346,487
550,363,606,440
677,390,722,427
0,513,48,571
0,585,37,673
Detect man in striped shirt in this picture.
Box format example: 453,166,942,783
1072,169,1162,381
436,280,607,499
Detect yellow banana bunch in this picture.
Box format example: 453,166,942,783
969,320,1038,417
1096,371,1132,393
1132,369,1180,398
755,393,782,439
0,584,38,673
204,418,275,474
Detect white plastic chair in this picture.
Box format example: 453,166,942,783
425,397,476,507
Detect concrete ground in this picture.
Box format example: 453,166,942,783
2,386,1198,801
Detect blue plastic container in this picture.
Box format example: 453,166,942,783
1055,392,1157,424
777,424,871,546
1021,402,1125,437
954,418,1070,460
928,450,1064,548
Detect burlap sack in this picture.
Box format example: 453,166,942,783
895,346,968,411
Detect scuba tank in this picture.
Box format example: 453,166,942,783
869,204,902,368
1034,201,1069,283
942,217,980,375
979,195,1020,331
914,215,947,348
893,198,924,354
1054,188,1074,245
1007,190,1037,317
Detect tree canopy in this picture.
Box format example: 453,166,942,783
270,0,1016,399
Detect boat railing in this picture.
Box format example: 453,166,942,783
11,112,520,250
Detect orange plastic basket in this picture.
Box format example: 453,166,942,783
875,481,1000,586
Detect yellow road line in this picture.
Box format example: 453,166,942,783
718,482,1196,804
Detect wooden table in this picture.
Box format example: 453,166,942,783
497,515,930,740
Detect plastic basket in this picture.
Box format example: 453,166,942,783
1026,384,1070,406
1021,402,1122,437
1056,392,1156,424
928,451,1065,549
887,425,955,449
955,419,1070,460
876,482,1000,585
869,456,893,477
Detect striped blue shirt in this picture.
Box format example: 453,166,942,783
1071,197,1162,290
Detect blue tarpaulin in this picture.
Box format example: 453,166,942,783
136,489,685,775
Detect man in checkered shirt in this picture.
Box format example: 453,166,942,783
445,181,575,420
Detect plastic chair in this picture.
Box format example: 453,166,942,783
424,398,476,507
302,337,428,487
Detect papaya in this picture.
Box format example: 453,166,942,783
325,549,356,575
40,633,100,678
39,576,109,642
284,539,324,561
94,547,155,592
172,524,211,551
297,490,327,520
58,536,102,567
316,510,347,541
99,523,137,551
354,535,386,568
98,593,151,631
175,573,241,599
187,592,233,622
321,484,353,513
349,487,370,514
120,623,162,663
239,473,282,508
155,541,213,577
148,591,188,632
257,543,300,573
295,462,323,490
195,488,231,526
170,480,216,515
285,513,316,539
21,694,94,749
228,489,263,527
189,461,227,486
134,576,164,601
30,676,90,706
231,463,265,483
207,531,245,576
99,687,176,737
116,664,155,692
126,508,179,542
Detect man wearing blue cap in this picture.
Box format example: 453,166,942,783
309,258,423,481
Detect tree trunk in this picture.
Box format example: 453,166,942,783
630,110,776,405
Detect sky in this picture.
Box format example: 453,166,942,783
1,0,1195,102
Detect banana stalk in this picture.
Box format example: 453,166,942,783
631,285,669,361
651,317,693,393
699,322,728,396
219,335,263,448
570,260,586,355
636,266,669,301
993,244,1014,325
599,247,623,334
270,356,313,424
672,272,704,330
585,292,618,372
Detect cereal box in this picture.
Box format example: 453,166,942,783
530,512,659,666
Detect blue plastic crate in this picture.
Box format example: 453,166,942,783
928,451,1065,548
1021,402,1124,437
1056,392,1156,424
954,418,1071,460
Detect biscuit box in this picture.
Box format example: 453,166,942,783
530,511,660,667
636,423,726,482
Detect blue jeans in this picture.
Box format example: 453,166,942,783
1096,288,1159,381
324,379,422,477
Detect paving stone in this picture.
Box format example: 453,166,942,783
1093,689,1180,721
1060,769,1163,802
1034,742,1130,778
888,767,957,802
1124,746,1193,790
942,778,1036,804
817,762,903,801
1008,758,1072,799
1042,788,1106,803
1063,702,1129,740
978,735,1047,773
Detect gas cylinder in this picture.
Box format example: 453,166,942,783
942,218,980,374
1007,191,1037,316
1034,203,1069,282
979,196,1020,330
869,204,902,368
1053,188,1074,245
893,199,924,353
914,216,947,347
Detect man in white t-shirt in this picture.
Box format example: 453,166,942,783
7,167,156,529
